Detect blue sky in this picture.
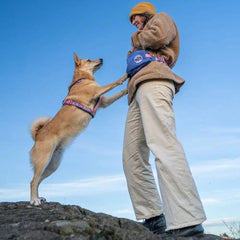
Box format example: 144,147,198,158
1,0,240,236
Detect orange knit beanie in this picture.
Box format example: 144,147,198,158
129,2,156,22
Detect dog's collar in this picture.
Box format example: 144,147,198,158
69,78,85,91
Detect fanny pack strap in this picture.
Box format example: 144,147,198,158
145,52,166,63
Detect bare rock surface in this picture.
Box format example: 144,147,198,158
0,202,224,240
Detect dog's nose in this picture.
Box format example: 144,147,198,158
99,58,103,64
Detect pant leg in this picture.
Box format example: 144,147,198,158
136,80,206,230
123,97,163,220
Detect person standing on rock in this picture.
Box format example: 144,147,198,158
123,2,207,237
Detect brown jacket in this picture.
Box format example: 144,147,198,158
127,12,185,104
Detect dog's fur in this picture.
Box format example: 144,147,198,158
30,53,128,206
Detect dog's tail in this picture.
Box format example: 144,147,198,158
30,117,51,141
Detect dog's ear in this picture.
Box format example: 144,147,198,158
74,53,81,66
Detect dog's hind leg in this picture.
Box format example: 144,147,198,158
30,141,55,206
40,144,64,183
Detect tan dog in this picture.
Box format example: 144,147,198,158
30,53,128,206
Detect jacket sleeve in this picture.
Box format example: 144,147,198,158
131,12,177,50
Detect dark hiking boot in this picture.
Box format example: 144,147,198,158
166,224,204,237
142,214,166,234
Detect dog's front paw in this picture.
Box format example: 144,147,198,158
30,197,46,206
118,73,129,84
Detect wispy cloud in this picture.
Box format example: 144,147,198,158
191,157,240,176
0,175,127,201
114,209,133,215
203,217,240,236
182,126,240,154
204,217,240,226
42,175,126,197
0,188,29,201
202,198,222,205
203,127,240,134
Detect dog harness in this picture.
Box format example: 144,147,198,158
62,78,102,118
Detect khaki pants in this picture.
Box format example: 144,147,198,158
123,80,206,230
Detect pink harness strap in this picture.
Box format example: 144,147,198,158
69,78,85,89
62,78,102,118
